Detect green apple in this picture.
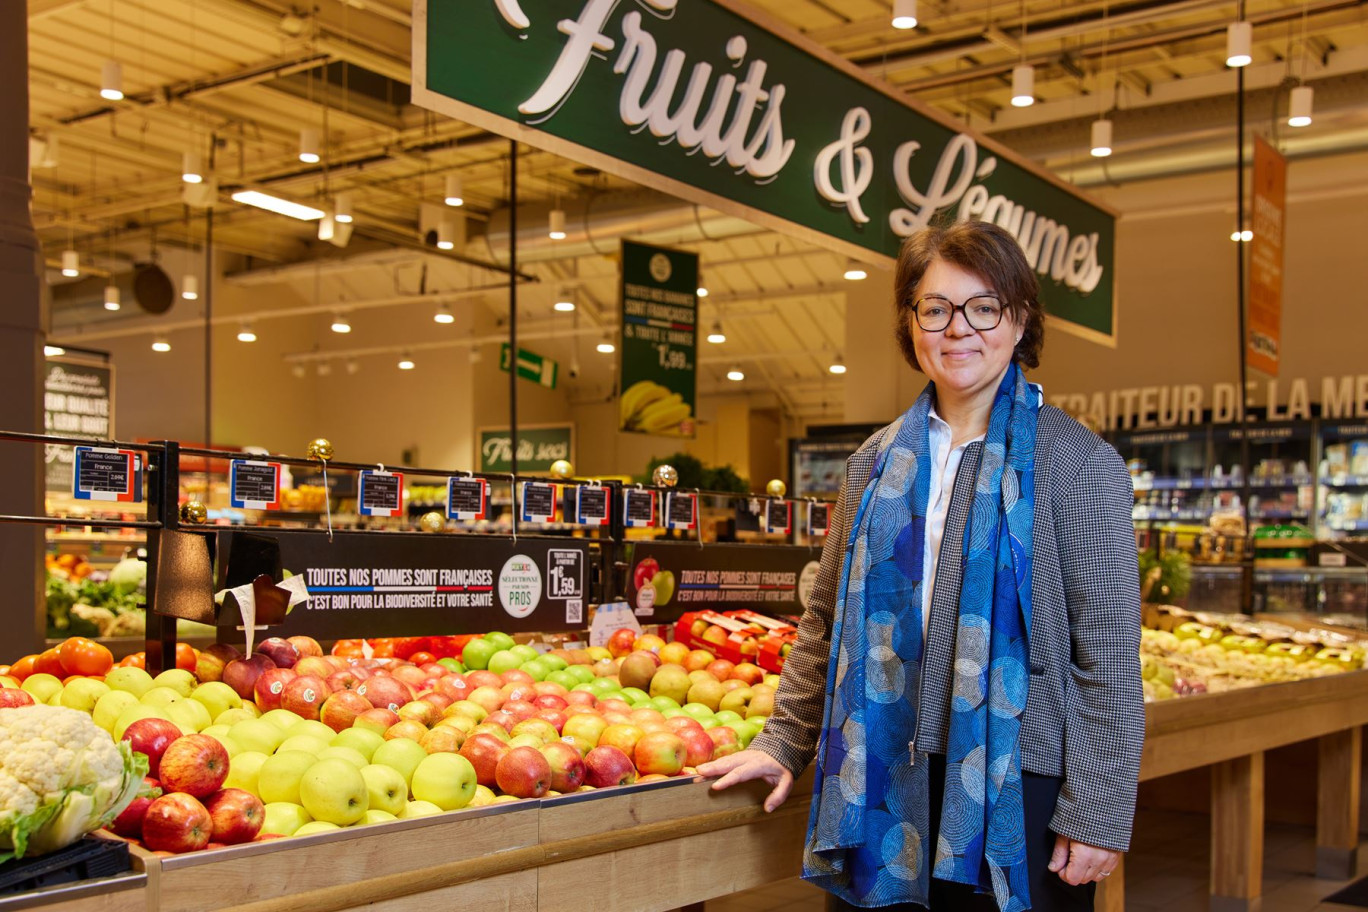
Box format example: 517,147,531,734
317,746,368,770
541,655,568,672
763,675,781,688
483,631,516,652
436,658,464,674
461,640,498,671
230,719,287,755
59,677,110,714
660,707,686,719
92,690,140,732
191,682,242,721
152,668,197,698
618,687,649,704
165,698,213,733
331,728,384,762
140,686,184,708
113,704,181,741
508,734,544,750
277,734,331,756
588,679,619,698
214,707,257,728
359,763,408,816
293,820,342,836
299,757,369,825
400,800,443,819
360,809,398,826
650,570,675,604
261,708,305,730
224,750,270,795
287,720,338,743
103,666,155,699
508,644,540,664
371,738,428,786
650,695,680,712
519,659,551,682
567,666,596,685
258,750,318,805
681,703,713,721
546,670,578,690
487,651,522,676
260,802,312,836
45,690,62,707
697,717,721,730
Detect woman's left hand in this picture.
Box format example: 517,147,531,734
1048,834,1121,885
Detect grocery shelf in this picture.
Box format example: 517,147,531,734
1133,476,1314,491
1322,475,1368,487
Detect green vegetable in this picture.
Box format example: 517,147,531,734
108,557,147,595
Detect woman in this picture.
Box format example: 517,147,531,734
698,221,1143,912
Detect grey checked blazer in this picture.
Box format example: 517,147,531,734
750,404,1144,852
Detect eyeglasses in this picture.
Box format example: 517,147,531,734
911,294,1005,332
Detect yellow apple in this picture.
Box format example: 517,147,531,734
359,764,408,816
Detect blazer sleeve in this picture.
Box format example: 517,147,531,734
748,474,852,778
1048,440,1145,852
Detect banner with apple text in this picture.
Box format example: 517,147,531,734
624,542,820,622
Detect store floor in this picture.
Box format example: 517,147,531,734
702,809,1368,912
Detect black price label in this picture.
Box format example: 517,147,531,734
765,499,792,534
359,471,404,517
73,447,140,502
809,502,831,536
447,477,488,520
665,492,696,529
230,460,281,509
522,482,557,522
575,486,609,524
624,489,656,527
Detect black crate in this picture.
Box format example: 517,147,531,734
0,835,131,896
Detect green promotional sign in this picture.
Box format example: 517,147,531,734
499,343,559,389
618,240,698,437
479,424,574,474
413,0,1117,344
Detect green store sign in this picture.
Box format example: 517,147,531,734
618,240,698,437
413,0,1117,344
479,424,575,474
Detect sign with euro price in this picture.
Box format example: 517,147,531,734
446,477,489,521
72,447,141,503
230,460,282,510
618,240,697,438
358,470,403,517
624,488,656,528
664,492,697,530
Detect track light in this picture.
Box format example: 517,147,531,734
892,0,917,29
553,289,575,312
843,259,868,281
1011,64,1035,107
1288,85,1313,127
331,313,352,334
706,322,726,344
152,336,171,353
397,352,416,370
181,275,199,300
726,367,745,381
103,285,121,312
437,221,455,250
1090,119,1113,157
434,303,455,324
299,128,320,164
61,250,79,277
100,61,123,101
549,208,566,240
596,335,615,354
237,322,257,343
1226,21,1252,67
829,354,847,375
334,193,353,223
444,174,464,207
182,151,203,184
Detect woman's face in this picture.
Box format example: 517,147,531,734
909,258,1023,400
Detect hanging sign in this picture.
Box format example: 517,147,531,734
764,500,792,535
808,501,831,536
618,240,697,437
479,424,574,474
664,491,697,530
230,460,282,510
573,485,610,525
412,0,1117,344
1248,136,1286,377
72,446,141,503
624,488,657,528
500,343,560,389
446,477,489,521
522,481,558,523
358,470,404,517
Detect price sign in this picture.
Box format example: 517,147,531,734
808,501,831,536
72,446,141,502
358,470,404,517
664,492,696,530
764,499,792,535
546,548,585,624
624,488,656,528
446,477,489,521
574,486,610,525
230,460,282,510
522,482,558,523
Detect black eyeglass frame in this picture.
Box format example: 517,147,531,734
910,293,1007,333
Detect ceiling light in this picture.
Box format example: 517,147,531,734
331,313,352,333
1288,85,1313,127
1226,21,1252,67
397,352,416,370
237,322,257,343
553,289,575,312
434,302,455,324
1231,229,1253,242
60,250,79,277
829,354,847,375
334,192,353,223
892,0,918,29
182,151,203,184
444,174,464,207
152,336,171,353
299,128,320,164
706,321,726,344
437,221,455,250
1011,64,1035,107
100,61,123,101
1090,118,1113,157
316,362,332,377
549,208,566,240
346,360,360,375
696,285,709,297
181,274,199,300
726,367,745,381
103,285,121,311
843,258,868,281
230,189,325,221
596,335,616,354
291,363,307,379
44,345,65,357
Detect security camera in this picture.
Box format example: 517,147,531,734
568,364,581,380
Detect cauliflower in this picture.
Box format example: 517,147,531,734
0,705,147,860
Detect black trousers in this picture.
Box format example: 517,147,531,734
823,754,1095,912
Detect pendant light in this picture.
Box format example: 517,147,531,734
1011,64,1035,107
596,334,615,354
61,250,79,277
548,208,567,240
237,322,257,343
892,0,918,29
152,336,171,353
100,61,123,101
182,151,203,184
434,302,455,324
330,313,352,334
181,275,199,300
444,174,464,207
397,352,416,370
706,322,726,344
1090,119,1114,157
1226,21,1252,67
843,259,868,281
103,285,121,311
299,128,320,164
553,289,576,313
437,221,455,250
334,193,353,224
829,355,847,375
1287,86,1313,127
696,285,709,298
726,367,745,381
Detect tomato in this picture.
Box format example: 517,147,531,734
175,642,198,672
369,639,396,658
120,652,147,669
332,639,364,657
408,651,436,666
8,656,35,680
34,649,65,677
392,638,427,660
57,637,115,677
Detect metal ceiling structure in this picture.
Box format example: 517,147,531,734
28,0,1368,420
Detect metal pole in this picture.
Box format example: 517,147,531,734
204,209,214,447
1235,5,1254,612
509,141,518,481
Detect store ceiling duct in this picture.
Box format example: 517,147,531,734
49,265,177,328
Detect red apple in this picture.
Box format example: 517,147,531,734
142,792,212,853
707,726,741,758
122,718,184,778
357,676,413,712
384,720,429,742
532,694,569,713
730,663,765,687
584,745,637,788
460,733,511,787
540,741,586,792
0,688,34,708
326,668,368,692
665,716,706,738
205,788,265,844
502,700,538,723
256,637,300,670
419,662,447,677
706,659,736,681
158,734,230,799
483,710,518,733
701,625,728,648
564,691,597,708
499,669,535,687
533,709,567,733
195,643,242,684
390,665,427,689
532,681,569,699
221,653,276,701
435,675,473,704
286,635,324,659
599,723,645,758
464,670,502,690
598,699,632,716
500,683,537,704
354,707,400,735
683,650,715,672
109,776,162,838
495,746,552,798
397,700,441,728
680,730,715,767
320,690,373,733
322,655,348,672
281,675,331,721
629,708,665,727
420,726,465,754
632,558,660,590
419,692,453,712
467,685,506,715
253,668,298,712
607,628,637,658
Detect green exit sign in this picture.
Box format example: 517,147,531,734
500,343,558,389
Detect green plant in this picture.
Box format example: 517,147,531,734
639,453,749,494
1137,548,1192,604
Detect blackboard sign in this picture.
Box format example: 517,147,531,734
358,470,403,517
447,477,488,520
230,460,282,510
624,488,656,527
45,358,114,490
665,492,696,530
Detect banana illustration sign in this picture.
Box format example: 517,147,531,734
619,240,698,437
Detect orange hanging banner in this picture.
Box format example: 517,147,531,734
1248,136,1287,376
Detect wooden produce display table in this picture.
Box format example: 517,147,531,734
0,874,146,912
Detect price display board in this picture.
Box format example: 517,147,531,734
808,501,831,537
664,491,697,531
624,488,657,528
358,470,404,517
764,500,792,535
230,460,282,510
72,446,141,503
522,482,557,523
574,485,610,525
446,477,489,521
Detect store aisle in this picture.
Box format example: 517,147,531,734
705,809,1368,912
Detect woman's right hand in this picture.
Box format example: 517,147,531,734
696,749,794,813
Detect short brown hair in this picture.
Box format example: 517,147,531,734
892,221,1045,372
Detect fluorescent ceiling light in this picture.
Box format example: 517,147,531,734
230,189,325,221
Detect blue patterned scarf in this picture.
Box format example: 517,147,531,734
802,364,1038,911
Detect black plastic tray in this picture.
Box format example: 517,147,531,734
0,835,131,896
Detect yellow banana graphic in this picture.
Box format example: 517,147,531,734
620,380,671,424
637,397,692,433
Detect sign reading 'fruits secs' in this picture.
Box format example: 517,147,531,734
412,0,1117,344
